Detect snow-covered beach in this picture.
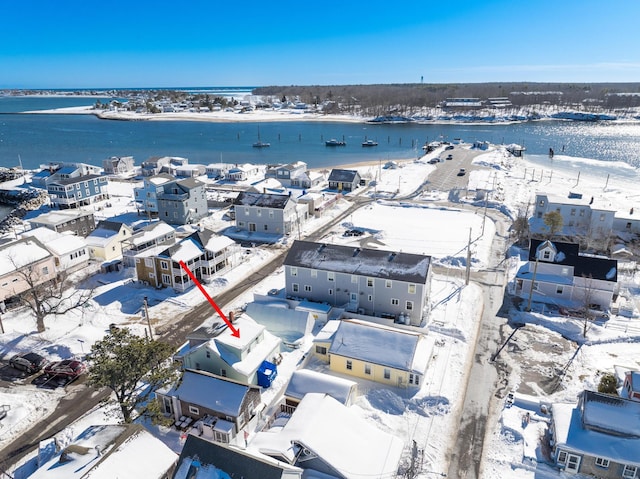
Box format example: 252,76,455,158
0,141,639,479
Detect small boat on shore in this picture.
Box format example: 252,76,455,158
325,139,346,146
362,139,378,147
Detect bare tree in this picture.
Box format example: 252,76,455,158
511,204,531,247
11,258,94,333
578,274,597,338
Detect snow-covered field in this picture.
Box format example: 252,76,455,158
1,142,639,478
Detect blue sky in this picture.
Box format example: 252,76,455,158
1,0,639,88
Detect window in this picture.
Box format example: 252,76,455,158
594,457,609,468
346,360,352,370
351,275,358,283
42,266,49,275
538,199,545,206
160,261,169,270
391,298,399,305
149,273,155,278
385,280,392,288
367,278,374,287
264,224,268,231
406,301,414,310
291,267,298,277
566,454,580,472
364,364,371,375
292,283,299,293
580,209,585,217
623,465,638,479
269,210,274,218
162,274,171,284
245,208,250,216
556,286,563,294
627,222,632,229
532,282,539,291
561,267,569,275
327,272,335,281
557,450,567,464
311,270,317,278
408,283,416,294
543,250,551,260
600,213,606,221
257,209,262,216
384,368,391,380
368,294,373,302
304,285,312,292
188,405,199,415
328,288,333,295
315,345,327,355
220,368,227,377
145,258,153,267
570,208,576,216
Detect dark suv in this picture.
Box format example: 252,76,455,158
9,352,49,374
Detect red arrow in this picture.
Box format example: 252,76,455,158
179,260,240,338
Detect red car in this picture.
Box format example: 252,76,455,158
43,360,87,379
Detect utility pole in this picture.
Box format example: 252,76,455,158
465,228,472,285
526,257,540,312
143,296,154,340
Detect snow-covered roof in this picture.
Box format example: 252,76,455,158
285,369,356,405
327,319,432,374
285,240,431,284
552,392,640,466
28,209,93,226
205,316,282,377
203,234,234,253
166,369,256,417
0,237,52,276
21,228,87,256
234,191,291,209
128,221,174,246
245,302,313,338
252,393,403,479
29,425,176,479
85,228,119,247
166,238,202,263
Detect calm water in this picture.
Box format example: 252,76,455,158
1,96,640,171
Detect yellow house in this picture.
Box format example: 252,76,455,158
313,319,433,388
85,220,133,262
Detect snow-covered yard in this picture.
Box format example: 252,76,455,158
1,142,640,478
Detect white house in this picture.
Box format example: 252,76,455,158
21,227,89,273
515,239,618,312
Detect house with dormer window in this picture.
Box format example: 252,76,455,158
178,314,281,386
550,390,640,478
515,239,618,312
283,240,432,326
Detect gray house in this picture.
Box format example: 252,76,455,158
233,191,304,236
102,156,135,175
27,209,96,237
327,169,361,192
550,390,640,478
283,240,432,326
157,177,207,225
265,161,308,187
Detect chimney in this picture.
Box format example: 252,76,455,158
229,311,235,323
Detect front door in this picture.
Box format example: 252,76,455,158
566,454,581,473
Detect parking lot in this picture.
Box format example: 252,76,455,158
424,145,481,192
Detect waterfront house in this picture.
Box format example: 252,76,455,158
27,209,96,237
252,393,403,479
175,164,206,178
173,435,303,479
29,424,177,479
205,162,231,179
265,161,308,187
102,155,135,175
134,228,235,292
514,239,618,312
46,165,109,209
550,390,640,478
133,173,175,217
141,156,172,176
283,240,432,326
327,169,361,192
85,220,133,262
0,237,57,304
233,191,306,236
157,369,262,442
225,163,262,182
157,177,207,225
313,319,433,388
178,314,281,386
21,228,89,273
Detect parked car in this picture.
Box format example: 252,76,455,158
445,145,455,150
457,168,466,176
8,352,48,374
446,154,453,160
344,229,364,237
43,359,87,380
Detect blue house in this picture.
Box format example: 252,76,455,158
46,165,109,209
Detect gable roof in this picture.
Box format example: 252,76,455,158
233,191,291,209
284,240,431,284
328,169,359,182
173,435,301,479
157,229,233,261
529,239,617,282
166,369,258,417
48,173,102,186
326,319,432,373
28,209,94,226
251,393,403,479
30,424,176,479
0,237,52,276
